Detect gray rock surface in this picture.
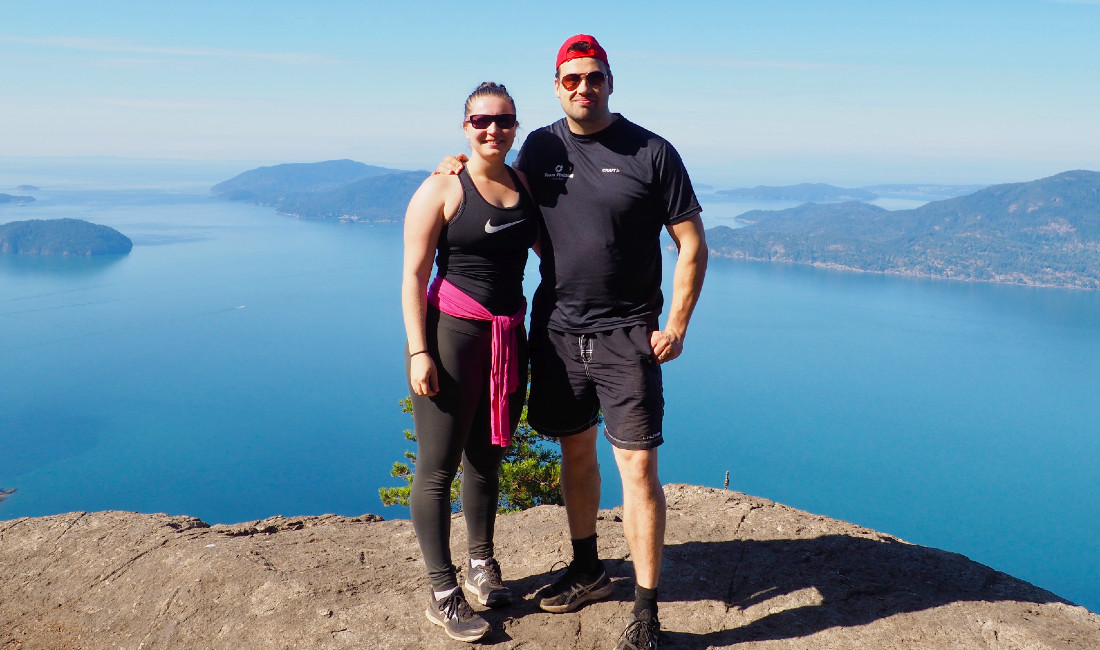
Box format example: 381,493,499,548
2,484,1097,649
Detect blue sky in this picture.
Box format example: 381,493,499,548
2,0,1098,186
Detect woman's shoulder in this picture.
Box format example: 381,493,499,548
412,171,463,204
405,170,465,226
423,170,463,192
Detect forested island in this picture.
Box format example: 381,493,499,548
706,170,1100,289
212,159,427,222
0,219,133,255
0,489,14,504
0,193,35,204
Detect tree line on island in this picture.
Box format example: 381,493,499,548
214,161,1100,290
2,184,135,256
707,169,1100,289
0,218,132,256
211,159,428,223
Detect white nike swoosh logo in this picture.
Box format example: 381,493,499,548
484,219,526,234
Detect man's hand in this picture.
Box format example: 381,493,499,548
433,154,468,176
650,329,684,364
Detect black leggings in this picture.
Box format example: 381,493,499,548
407,308,528,591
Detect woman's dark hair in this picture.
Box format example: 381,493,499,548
464,82,516,118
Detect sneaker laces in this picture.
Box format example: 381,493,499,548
481,558,505,588
547,559,571,576
545,559,582,591
438,591,474,621
619,611,660,649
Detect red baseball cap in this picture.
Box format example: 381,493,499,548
556,34,609,70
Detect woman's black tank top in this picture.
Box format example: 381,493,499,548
434,167,538,315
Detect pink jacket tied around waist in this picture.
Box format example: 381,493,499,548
426,276,526,447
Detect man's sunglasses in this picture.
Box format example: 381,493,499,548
559,71,607,91
465,113,517,129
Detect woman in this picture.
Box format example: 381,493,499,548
401,82,538,643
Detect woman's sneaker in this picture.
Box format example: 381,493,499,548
537,560,613,613
425,589,490,643
464,558,512,607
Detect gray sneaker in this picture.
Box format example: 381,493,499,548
615,610,661,650
464,558,512,607
537,560,613,613
425,589,490,643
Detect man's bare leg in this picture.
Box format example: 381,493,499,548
612,446,665,590
559,425,600,539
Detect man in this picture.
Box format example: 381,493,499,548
443,35,707,649
517,35,707,650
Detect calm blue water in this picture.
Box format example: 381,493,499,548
2,176,1098,613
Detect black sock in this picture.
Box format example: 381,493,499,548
571,534,600,574
633,585,658,620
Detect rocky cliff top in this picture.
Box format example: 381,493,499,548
2,484,1097,649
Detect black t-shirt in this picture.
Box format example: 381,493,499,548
515,116,701,333
435,167,538,315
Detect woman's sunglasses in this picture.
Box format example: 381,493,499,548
465,113,517,129
559,71,607,92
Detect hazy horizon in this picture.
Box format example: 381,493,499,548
3,1,1099,188
0,155,1090,198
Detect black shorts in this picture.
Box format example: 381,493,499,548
528,323,664,450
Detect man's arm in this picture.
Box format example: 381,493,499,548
651,213,708,363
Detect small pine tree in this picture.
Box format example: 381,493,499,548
378,392,563,513
497,401,563,512
377,396,461,510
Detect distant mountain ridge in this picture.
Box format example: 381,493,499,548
706,170,1100,289
212,160,426,222
215,162,1099,288
717,183,876,202
862,183,988,199
710,182,987,202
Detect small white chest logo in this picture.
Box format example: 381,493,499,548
544,163,574,180
484,219,526,234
